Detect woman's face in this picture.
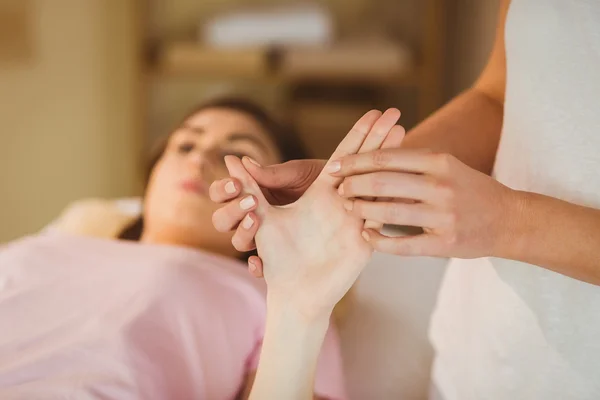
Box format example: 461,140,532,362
142,107,280,254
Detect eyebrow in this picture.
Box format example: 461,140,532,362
227,133,271,154
181,124,271,154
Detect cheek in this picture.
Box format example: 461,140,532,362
144,161,178,213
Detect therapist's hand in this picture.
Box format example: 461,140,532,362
331,149,518,258
211,158,326,207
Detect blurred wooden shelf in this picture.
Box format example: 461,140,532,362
138,0,447,157
149,41,416,86
280,41,414,84
152,42,270,79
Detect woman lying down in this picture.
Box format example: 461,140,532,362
0,98,347,399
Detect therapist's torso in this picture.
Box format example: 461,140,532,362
429,1,600,399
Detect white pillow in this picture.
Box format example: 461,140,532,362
45,197,142,238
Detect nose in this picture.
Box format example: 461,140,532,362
186,147,219,180
187,151,204,167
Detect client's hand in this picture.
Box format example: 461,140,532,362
224,109,402,317
210,112,405,277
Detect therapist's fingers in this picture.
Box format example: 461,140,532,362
212,195,259,233
339,171,438,201
231,212,260,252
345,200,441,228
332,148,437,178
209,178,241,203
361,229,444,257
247,255,264,278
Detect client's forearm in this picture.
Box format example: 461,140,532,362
403,88,504,174
249,296,330,400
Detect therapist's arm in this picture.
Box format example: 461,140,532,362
501,192,600,285
400,0,510,174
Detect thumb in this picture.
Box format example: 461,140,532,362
225,156,270,217
242,157,323,191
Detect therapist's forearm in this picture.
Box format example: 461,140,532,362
403,88,504,175
500,191,600,285
249,297,330,400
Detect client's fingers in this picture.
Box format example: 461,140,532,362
381,124,406,150
225,156,269,217
248,255,264,278
231,212,260,252
318,110,382,186
209,178,241,203
358,108,401,153
212,195,258,233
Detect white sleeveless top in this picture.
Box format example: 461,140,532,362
429,1,600,399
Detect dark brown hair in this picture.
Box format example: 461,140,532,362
118,96,308,245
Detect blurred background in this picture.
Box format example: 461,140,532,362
0,0,499,243
0,1,500,398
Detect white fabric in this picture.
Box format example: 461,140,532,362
429,1,600,399
340,249,447,399
202,4,333,48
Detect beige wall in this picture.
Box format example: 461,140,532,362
0,0,140,242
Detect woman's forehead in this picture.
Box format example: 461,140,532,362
184,108,264,133
177,108,281,161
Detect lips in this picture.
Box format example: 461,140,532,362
180,179,208,196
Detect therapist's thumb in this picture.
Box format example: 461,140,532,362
242,157,325,191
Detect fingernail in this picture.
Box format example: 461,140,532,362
326,160,341,174
225,181,236,194
344,200,353,211
338,183,345,196
361,231,370,241
242,214,254,229
240,196,256,210
245,157,261,167
248,261,257,272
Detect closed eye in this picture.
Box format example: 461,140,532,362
178,141,195,154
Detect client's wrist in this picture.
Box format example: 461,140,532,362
266,291,333,328
251,291,331,400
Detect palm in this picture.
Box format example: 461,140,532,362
256,182,372,310
225,109,402,314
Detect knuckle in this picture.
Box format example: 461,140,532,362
435,181,456,204
433,153,454,173
384,205,403,223
444,232,459,246
444,211,459,231
371,150,390,169
371,174,387,194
